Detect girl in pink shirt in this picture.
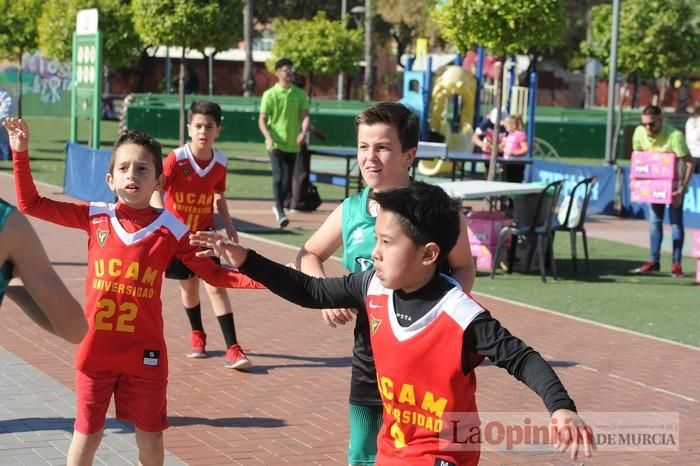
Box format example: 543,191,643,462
500,115,529,182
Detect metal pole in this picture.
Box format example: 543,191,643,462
473,46,484,129
337,0,346,100
604,0,620,165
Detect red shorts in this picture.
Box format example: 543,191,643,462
74,370,169,435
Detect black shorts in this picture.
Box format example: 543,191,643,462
165,256,220,280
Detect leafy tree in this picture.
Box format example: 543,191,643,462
433,0,565,180
375,0,441,68
132,0,244,144
37,0,143,70
583,0,700,80
253,0,355,23
0,0,42,117
269,12,363,97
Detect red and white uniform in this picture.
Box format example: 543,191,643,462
366,275,485,466
162,145,228,232
13,150,262,380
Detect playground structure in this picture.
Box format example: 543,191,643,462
399,48,545,177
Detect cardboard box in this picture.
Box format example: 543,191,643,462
470,244,498,271
630,151,677,180
467,211,513,246
692,231,700,259
630,178,675,204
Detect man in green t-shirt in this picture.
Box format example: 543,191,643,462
258,58,310,228
631,105,695,277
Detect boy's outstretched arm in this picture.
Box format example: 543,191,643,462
190,231,366,311
464,313,594,460
4,118,90,230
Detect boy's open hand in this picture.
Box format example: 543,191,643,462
190,230,248,267
2,118,30,152
550,409,595,461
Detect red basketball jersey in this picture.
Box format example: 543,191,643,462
162,145,228,231
366,276,485,466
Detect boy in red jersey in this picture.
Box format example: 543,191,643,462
191,182,594,466
4,117,263,466
152,100,251,369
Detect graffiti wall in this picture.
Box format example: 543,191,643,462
0,51,72,117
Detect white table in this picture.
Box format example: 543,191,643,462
435,180,544,200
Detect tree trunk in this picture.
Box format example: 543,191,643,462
487,61,504,182
309,74,315,102
17,51,23,118
242,0,254,97
207,52,214,95
363,0,375,101
611,82,627,163
179,50,186,146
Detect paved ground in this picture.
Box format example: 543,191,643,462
0,177,698,465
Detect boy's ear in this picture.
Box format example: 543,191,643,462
215,125,222,138
105,172,115,191
422,242,440,266
404,147,417,168
155,173,165,191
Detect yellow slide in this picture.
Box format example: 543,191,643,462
418,66,477,177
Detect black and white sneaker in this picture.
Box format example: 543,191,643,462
272,206,289,228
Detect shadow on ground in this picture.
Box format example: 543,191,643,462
168,416,286,428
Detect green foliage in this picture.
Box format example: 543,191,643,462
253,0,352,23
37,0,143,69
583,0,700,79
376,0,442,57
432,0,566,56
132,0,243,52
0,0,42,59
269,12,363,78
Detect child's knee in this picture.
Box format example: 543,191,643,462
137,430,164,452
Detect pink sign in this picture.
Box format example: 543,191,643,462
470,244,497,271
630,179,675,204
630,151,677,180
467,211,513,246
692,231,700,259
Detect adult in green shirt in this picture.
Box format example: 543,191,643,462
258,58,310,228
631,105,695,277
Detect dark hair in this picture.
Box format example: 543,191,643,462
110,130,163,177
354,102,419,151
275,58,293,70
189,100,222,126
372,181,461,263
642,105,662,117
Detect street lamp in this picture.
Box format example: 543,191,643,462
351,5,365,28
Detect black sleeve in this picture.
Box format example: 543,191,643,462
463,313,577,414
239,249,368,310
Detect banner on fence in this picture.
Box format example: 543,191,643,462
530,159,616,214
64,142,114,202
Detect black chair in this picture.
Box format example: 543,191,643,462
490,180,564,283
553,177,596,274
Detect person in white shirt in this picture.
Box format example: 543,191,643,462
685,107,700,173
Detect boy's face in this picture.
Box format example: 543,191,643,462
187,113,221,153
371,210,438,292
106,143,162,209
357,123,416,192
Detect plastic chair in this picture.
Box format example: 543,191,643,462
553,177,596,274
490,180,564,283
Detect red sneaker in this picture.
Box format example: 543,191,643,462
225,344,252,370
187,330,207,358
631,261,660,274
671,262,683,278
